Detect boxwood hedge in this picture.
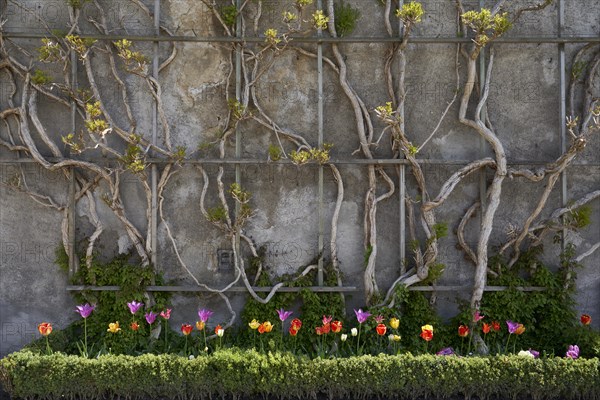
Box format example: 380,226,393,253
1,349,599,399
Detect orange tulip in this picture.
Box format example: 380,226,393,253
289,326,299,336
376,323,387,336
492,321,501,332
38,322,52,336
331,320,342,333
196,321,206,331
482,323,491,334
321,323,331,334
130,321,140,331
514,324,526,335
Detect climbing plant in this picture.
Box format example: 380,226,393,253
0,0,598,334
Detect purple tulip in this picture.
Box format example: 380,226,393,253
506,320,519,334
528,349,540,358
145,311,159,325
436,347,455,356
566,345,579,359
198,308,214,323
276,308,293,322
354,309,371,324
127,301,143,315
75,303,95,319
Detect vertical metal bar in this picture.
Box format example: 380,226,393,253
150,0,160,267
558,0,567,251
478,0,487,214
235,0,242,266
68,50,77,277
398,0,406,274
317,0,324,286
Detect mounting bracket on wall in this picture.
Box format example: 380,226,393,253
217,249,234,271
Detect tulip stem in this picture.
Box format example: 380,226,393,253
356,324,361,356
184,336,188,356
203,329,207,353
467,334,472,356
45,336,51,355
505,333,512,354
84,318,88,358
164,320,168,352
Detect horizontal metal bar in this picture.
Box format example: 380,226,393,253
3,32,600,44
66,285,359,292
409,286,547,292
65,285,545,292
1,157,599,167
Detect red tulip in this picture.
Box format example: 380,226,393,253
376,323,387,336
331,320,342,333
289,326,299,336
581,314,592,326
290,318,302,331
315,326,323,336
321,323,331,334
420,329,433,342
458,325,470,337
130,321,140,331
492,321,501,332
181,324,193,336
38,322,52,336
214,324,223,335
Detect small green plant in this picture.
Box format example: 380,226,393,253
334,1,361,37
264,28,281,46
268,144,282,161
312,9,329,30
289,150,311,165
114,39,148,72
207,206,227,223
221,5,238,27
228,99,250,121
290,144,332,165
38,38,62,62
61,133,84,154
229,183,250,204
66,0,90,9
66,35,97,58
31,70,52,85
396,1,425,26
461,9,511,47
121,136,147,174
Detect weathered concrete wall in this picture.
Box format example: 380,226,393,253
0,0,598,356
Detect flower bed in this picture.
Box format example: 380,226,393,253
1,349,599,399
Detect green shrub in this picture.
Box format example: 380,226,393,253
1,350,599,399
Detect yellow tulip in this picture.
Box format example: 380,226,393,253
107,321,121,333
248,319,260,330
196,321,205,331
263,321,273,333
390,317,400,330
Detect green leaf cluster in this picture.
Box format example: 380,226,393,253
334,1,361,37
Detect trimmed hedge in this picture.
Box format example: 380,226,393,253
1,349,599,399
